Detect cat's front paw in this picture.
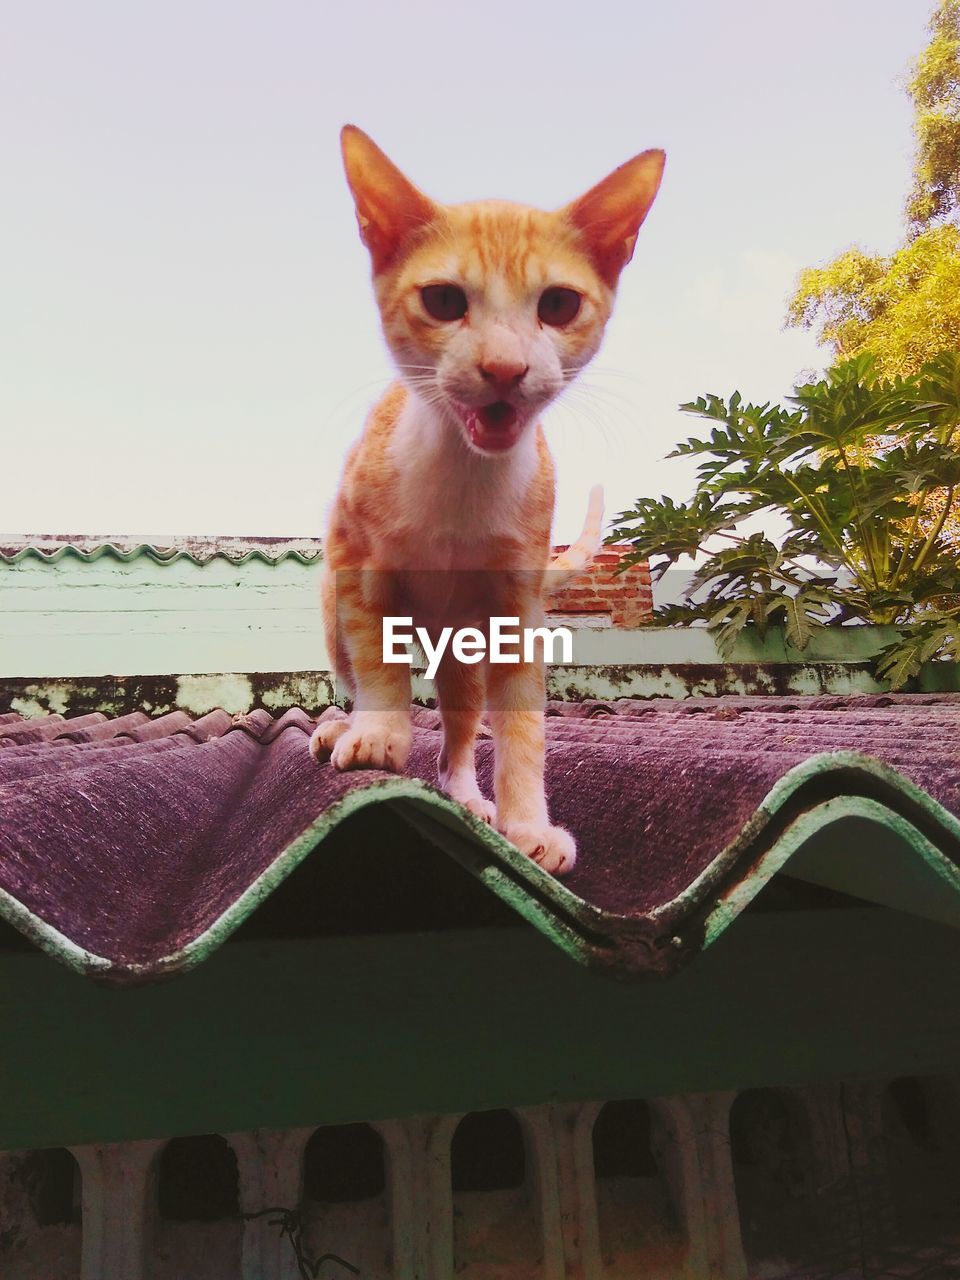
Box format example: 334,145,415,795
309,718,350,762
500,821,577,876
328,711,412,773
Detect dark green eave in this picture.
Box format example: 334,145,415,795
4,909,960,1150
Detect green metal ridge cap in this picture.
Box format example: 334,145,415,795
645,749,960,956
389,747,960,973
702,793,960,945
654,748,960,914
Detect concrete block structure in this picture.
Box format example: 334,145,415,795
2,537,960,1278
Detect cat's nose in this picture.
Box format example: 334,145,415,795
478,358,528,394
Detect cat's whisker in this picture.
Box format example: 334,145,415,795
319,375,400,436
563,378,642,425
565,364,649,384
573,403,631,454
552,386,631,455
557,395,617,441
560,378,632,416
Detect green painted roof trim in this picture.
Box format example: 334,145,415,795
1,542,323,567
7,749,960,983
660,751,960,958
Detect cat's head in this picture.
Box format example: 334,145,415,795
341,126,664,456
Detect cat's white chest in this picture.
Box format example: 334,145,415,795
386,397,540,561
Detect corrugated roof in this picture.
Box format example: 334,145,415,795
0,534,323,566
1,694,959,984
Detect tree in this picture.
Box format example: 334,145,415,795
610,354,960,688
786,1,960,377
907,0,960,232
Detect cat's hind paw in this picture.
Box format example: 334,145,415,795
441,773,496,825
459,793,497,825
500,821,577,877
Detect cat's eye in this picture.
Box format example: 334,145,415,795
538,286,582,327
421,284,468,322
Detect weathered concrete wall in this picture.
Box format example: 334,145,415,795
0,547,656,679
3,550,955,707
4,1076,957,1279
0,553,329,678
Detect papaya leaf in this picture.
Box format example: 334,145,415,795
612,350,960,689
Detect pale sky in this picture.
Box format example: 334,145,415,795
1,0,932,541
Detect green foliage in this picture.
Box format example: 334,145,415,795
783,224,960,373
610,354,960,687
787,227,960,377
906,0,960,233
786,2,960,378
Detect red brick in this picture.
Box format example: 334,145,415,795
548,546,653,628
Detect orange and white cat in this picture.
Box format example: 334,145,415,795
310,127,664,875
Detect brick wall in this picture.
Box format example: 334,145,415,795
548,545,653,628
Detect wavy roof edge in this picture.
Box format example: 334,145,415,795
3,742,960,984
0,535,324,566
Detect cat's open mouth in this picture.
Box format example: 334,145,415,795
460,401,523,454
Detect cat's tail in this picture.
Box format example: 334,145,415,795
549,485,605,587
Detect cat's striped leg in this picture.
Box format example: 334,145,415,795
310,572,412,772
486,657,576,876
310,569,356,761
433,650,495,824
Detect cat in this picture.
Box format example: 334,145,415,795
309,126,664,875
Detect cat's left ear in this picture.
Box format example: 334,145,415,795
341,126,438,273
563,149,665,286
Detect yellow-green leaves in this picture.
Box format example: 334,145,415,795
906,0,960,235
787,228,960,379
787,2,960,378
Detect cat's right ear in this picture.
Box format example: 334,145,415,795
341,126,437,272
562,149,666,287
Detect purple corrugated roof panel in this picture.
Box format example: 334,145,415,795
1,695,959,983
